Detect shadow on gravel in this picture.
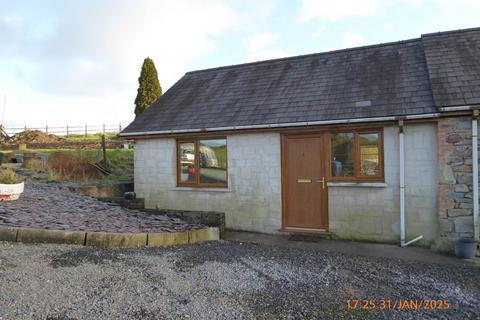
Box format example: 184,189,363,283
172,240,313,271
49,247,128,268
45,313,77,320
0,257,17,271
48,245,176,269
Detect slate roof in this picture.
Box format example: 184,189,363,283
422,28,480,107
121,27,480,135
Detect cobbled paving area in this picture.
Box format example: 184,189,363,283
0,181,203,232
0,240,478,319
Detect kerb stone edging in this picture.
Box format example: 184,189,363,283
0,226,18,242
17,227,86,245
0,225,219,248
189,227,220,244
86,232,147,248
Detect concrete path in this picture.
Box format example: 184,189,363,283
226,231,480,267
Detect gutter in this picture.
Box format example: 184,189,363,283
439,105,479,112
119,113,441,137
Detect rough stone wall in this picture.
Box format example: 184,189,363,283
437,117,477,250
134,133,282,234
328,124,438,245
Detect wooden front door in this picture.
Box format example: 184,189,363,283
282,134,328,230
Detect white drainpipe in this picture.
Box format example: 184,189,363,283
399,120,423,247
472,110,479,241
399,120,406,247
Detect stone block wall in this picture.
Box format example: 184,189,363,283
134,124,440,244
328,124,438,245
134,133,282,234
437,116,478,251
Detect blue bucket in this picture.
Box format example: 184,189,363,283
454,238,477,259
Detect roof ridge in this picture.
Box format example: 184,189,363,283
421,26,480,37
186,37,421,75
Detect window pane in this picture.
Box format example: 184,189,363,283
359,133,380,176
331,133,354,177
199,139,227,184
179,142,195,183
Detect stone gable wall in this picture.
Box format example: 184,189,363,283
437,116,478,251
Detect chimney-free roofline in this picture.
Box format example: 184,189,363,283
119,113,441,137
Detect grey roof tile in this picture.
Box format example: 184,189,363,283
422,28,480,107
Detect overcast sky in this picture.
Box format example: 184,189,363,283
1,0,479,129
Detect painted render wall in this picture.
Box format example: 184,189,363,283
134,124,439,244
328,124,438,245
134,133,282,234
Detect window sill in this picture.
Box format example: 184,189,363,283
327,182,387,188
171,187,232,193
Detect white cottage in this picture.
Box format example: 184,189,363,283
121,28,480,253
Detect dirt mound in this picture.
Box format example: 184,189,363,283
8,130,65,144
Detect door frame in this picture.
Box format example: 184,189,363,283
281,133,329,232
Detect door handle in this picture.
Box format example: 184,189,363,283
315,177,327,189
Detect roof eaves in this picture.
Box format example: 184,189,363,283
119,112,441,138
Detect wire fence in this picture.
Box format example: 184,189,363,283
3,123,123,137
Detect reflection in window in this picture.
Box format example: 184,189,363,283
199,139,227,184
179,142,195,183
359,133,380,176
331,132,354,177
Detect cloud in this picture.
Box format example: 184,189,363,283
0,0,268,126
244,32,280,52
296,0,381,22
242,32,287,62
244,49,288,63
0,0,243,96
342,34,364,47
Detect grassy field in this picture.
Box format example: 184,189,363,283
1,148,133,182
61,133,119,142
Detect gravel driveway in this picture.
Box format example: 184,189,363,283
0,240,478,320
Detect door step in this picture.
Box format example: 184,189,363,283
288,234,332,242
282,227,332,241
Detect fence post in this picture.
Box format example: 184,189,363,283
102,123,105,135
66,125,69,136
85,125,87,137
102,134,107,166
119,123,122,132
45,125,48,134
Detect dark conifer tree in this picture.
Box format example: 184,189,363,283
134,57,162,116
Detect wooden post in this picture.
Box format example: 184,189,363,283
119,123,122,132
45,125,48,134
101,134,107,167
85,125,87,137
66,125,69,136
